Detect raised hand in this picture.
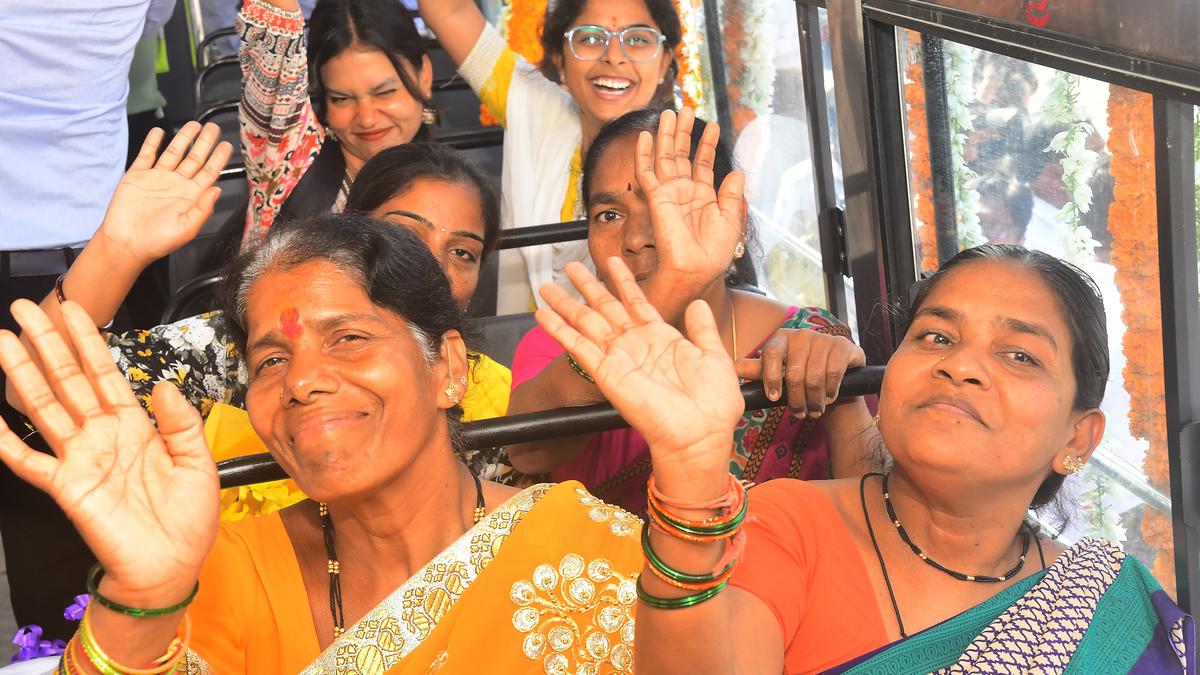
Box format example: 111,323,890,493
637,108,746,297
96,122,233,267
537,259,743,498
0,300,219,607
736,327,866,419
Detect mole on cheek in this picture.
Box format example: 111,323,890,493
280,308,303,340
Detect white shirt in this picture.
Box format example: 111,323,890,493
0,0,176,250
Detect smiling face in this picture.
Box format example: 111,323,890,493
584,134,658,291
321,46,432,173
554,0,674,133
242,259,461,502
879,260,1102,494
371,179,487,308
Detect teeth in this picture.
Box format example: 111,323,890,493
592,78,632,91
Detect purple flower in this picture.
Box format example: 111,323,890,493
10,625,66,663
63,594,90,621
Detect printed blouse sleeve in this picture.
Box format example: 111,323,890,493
106,312,248,420
236,0,325,218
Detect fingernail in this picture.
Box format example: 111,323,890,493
767,388,780,401
810,407,824,418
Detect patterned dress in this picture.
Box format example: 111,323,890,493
236,0,346,243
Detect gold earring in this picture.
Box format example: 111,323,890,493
1062,454,1085,474
421,106,440,126
872,413,880,429
733,240,746,259
445,353,462,405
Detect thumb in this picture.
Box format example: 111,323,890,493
150,381,213,471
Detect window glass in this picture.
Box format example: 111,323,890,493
898,29,1176,590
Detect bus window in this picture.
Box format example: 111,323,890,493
897,29,1178,590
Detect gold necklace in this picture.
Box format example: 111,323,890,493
730,295,739,359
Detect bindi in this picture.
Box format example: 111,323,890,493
280,308,303,340
626,182,633,192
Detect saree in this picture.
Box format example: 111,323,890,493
511,307,844,514
827,538,1195,674
180,481,643,673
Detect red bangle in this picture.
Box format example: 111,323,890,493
55,274,114,332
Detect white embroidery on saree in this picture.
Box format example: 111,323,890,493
304,484,554,675
575,487,641,541
511,553,638,674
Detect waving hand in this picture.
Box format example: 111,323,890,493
537,259,742,497
638,108,746,298
0,300,219,606
96,122,233,266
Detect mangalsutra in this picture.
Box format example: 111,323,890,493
319,470,487,638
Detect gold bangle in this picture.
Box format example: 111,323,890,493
78,605,191,675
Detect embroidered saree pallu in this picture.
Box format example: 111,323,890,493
828,538,1196,674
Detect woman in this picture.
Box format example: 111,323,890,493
534,244,1194,672
418,0,682,311
237,0,435,242
508,108,875,514
0,217,644,674
6,125,518,498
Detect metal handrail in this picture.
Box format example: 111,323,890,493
217,366,886,487
495,220,588,250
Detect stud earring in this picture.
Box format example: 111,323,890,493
421,106,440,126
1062,454,1085,474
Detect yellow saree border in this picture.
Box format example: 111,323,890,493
302,484,555,675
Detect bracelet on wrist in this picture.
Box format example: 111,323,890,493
55,274,114,332
641,525,738,591
69,604,191,675
636,574,729,609
86,564,199,618
565,354,595,383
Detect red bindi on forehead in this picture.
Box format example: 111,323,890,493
280,308,303,340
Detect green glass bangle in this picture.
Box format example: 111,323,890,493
648,491,748,538
636,575,729,609
566,354,595,383
641,525,734,584
86,563,199,618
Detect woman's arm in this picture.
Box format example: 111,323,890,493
415,0,487,67
4,124,230,414
0,301,219,668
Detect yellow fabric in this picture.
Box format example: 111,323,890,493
301,481,644,674
190,512,320,673
462,353,512,422
477,47,518,127
559,144,584,223
205,353,514,520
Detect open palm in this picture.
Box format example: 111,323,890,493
538,259,743,480
97,122,232,266
0,300,218,604
638,108,746,294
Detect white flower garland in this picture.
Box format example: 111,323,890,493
676,0,713,120
943,41,986,248
1041,71,1100,266
722,0,775,117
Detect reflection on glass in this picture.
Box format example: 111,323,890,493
898,30,1176,592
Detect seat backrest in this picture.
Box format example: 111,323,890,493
475,312,538,369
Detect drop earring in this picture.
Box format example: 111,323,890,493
421,106,440,126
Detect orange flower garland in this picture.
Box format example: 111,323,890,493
674,0,705,111
901,30,939,273
1106,86,1175,593
720,1,754,133
478,0,548,126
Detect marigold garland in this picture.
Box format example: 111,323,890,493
1106,86,1175,593
720,0,774,133
901,30,939,273
674,0,706,112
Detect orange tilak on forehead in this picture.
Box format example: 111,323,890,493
280,308,303,340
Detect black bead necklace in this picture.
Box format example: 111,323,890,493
881,472,1029,583
319,469,487,637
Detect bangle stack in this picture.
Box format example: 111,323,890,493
59,565,197,674
637,474,748,609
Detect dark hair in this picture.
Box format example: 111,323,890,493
307,0,433,138
538,0,682,107
907,243,1109,509
582,108,758,286
346,143,501,262
220,212,472,446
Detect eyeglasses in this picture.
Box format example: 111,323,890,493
563,25,666,63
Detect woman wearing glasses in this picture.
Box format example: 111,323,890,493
418,0,682,312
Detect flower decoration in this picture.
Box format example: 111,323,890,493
721,0,775,133
900,31,939,272
674,0,709,116
1041,71,1100,266
1106,85,1174,592
943,41,985,248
